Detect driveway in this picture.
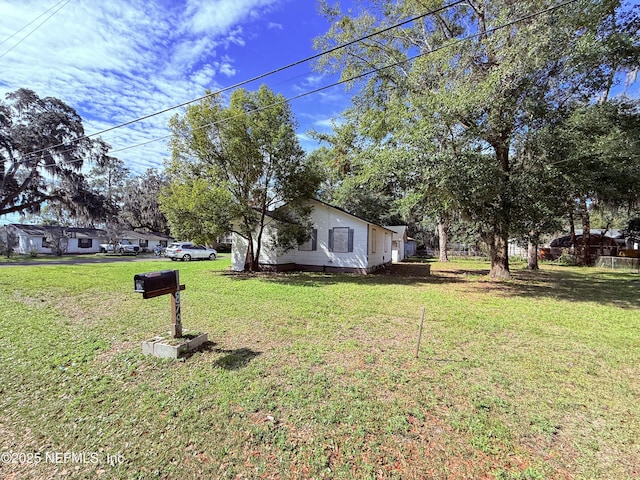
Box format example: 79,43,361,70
0,254,170,267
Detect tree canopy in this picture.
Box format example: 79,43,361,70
161,85,321,270
121,168,169,233
314,0,639,277
0,89,113,219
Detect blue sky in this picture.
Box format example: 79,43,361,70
1,0,637,184
0,0,353,175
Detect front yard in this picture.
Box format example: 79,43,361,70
0,259,638,479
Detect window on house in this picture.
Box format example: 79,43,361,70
371,228,377,253
139,240,149,248
298,228,318,251
78,238,92,249
42,237,51,248
160,240,168,247
328,227,354,253
384,232,389,252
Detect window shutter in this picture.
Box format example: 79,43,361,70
312,228,317,251
328,228,334,252
348,228,354,252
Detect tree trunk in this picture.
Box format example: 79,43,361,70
527,241,539,270
246,232,256,272
569,211,577,255
437,219,449,262
579,197,592,266
489,232,511,279
489,141,512,279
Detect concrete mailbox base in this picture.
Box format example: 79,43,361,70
142,331,208,359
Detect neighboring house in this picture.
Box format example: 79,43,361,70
386,225,408,263
545,229,629,259
508,239,527,259
231,199,394,274
118,230,174,253
217,232,234,245
2,224,174,255
540,228,639,260
2,224,106,254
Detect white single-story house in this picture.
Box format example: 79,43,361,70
1,224,174,255
118,230,174,253
386,225,408,263
1,224,106,254
231,199,394,274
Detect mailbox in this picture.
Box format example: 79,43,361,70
134,270,181,299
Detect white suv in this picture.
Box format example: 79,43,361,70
165,242,217,261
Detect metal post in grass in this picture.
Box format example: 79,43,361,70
415,306,425,358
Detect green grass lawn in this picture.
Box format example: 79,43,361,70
1,258,638,479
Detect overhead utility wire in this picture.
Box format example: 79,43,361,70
0,0,72,59
17,0,579,165
110,0,581,156
0,0,68,47
15,0,467,162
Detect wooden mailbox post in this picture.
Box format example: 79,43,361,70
134,269,185,338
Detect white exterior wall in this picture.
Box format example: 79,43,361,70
392,239,405,263
290,201,369,269
19,234,47,254
232,223,294,270
232,232,249,271
368,225,393,268
258,223,286,265
230,200,394,272
15,234,101,254
66,238,101,254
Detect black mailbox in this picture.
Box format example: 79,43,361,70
134,270,179,299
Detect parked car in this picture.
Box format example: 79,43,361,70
165,242,217,261
99,239,140,255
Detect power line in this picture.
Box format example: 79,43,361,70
13,0,467,162
13,0,579,168
112,0,582,156
0,0,72,59
0,0,68,47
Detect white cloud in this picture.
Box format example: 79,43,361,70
218,62,237,78
0,0,290,174
185,0,280,35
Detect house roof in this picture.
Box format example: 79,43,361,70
572,229,624,238
385,225,408,242
261,199,394,234
8,224,106,238
309,199,395,234
550,233,623,248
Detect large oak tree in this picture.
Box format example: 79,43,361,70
0,89,110,219
315,0,638,278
